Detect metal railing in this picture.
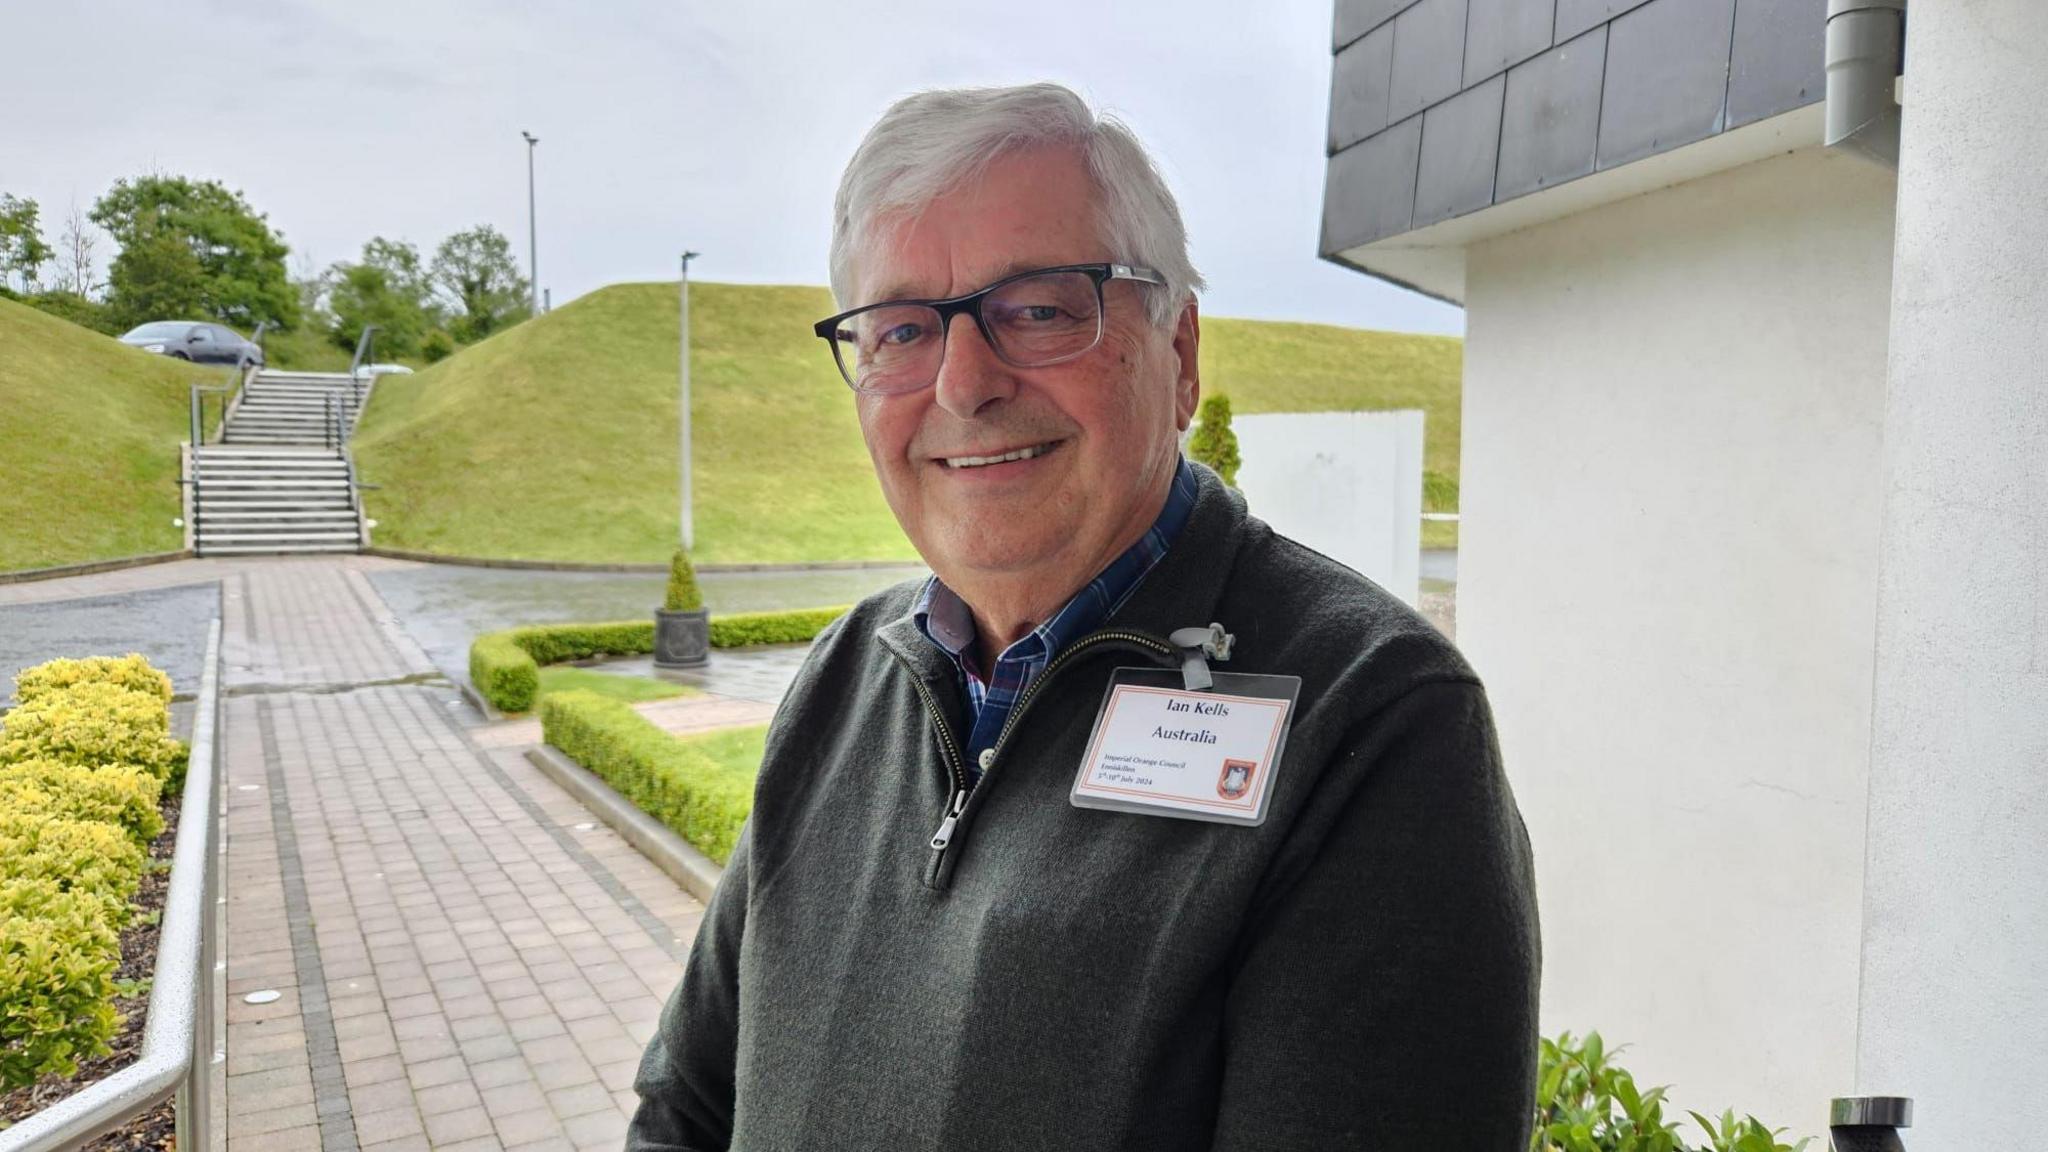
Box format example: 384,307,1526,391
187,384,234,449
0,617,225,1152
347,324,377,383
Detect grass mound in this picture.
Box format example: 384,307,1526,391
0,299,214,572
353,282,1463,565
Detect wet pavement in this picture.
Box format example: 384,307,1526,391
0,581,223,740
365,564,927,692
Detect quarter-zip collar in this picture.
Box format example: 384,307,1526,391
875,462,1254,888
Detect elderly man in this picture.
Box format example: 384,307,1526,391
629,83,1538,1151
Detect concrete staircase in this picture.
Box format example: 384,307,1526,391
223,371,366,445
188,371,372,556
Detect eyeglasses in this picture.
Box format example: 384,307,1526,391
812,262,1166,394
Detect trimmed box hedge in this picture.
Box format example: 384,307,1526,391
0,653,183,1091
471,605,849,713
539,690,756,865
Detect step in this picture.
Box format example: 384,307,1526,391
197,530,362,544
197,542,363,555
196,460,348,472
197,515,360,526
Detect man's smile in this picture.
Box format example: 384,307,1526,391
935,439,1065,471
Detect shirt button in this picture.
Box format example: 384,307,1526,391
977,748,996,772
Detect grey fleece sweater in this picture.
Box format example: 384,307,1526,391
628,464,1540,1151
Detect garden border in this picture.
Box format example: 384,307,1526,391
0,552,195,586
522,743,724,904
364,547,922,575
0,617,225,1152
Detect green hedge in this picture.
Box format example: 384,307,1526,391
470,605,849,713
0,654,180,1091
539,690,755,865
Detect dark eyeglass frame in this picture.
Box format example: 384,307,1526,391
812,262,1166,394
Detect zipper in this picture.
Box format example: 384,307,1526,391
894,627,1184,879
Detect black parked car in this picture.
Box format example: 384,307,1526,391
118,321,265,367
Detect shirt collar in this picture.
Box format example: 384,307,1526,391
914,454,1200,682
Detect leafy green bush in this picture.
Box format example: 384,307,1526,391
0,879,123,1089
469,607,850,712
665,549,704,612
0,760,164,846
539,690,754,864
0,812,147,912
707,606,847,648
13,653,173,707
1189,393,1241,487
24,291,120,336
421,327,455,363
0,680,185,783
470,631,542,714
1532,1032,1809,1152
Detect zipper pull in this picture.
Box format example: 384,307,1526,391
929,789,968,850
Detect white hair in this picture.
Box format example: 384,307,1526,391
829,83,1205,327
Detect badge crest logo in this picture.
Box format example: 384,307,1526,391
1217,758,1255,800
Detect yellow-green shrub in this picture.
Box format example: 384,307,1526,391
0,812,147,913
539,690,755,865
0,681,186,783
12,654,173,707
0,760,164,845
0,878,123,1090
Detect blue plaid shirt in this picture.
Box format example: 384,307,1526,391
914,455,1200,786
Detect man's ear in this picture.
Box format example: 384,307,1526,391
1171,300,1200,432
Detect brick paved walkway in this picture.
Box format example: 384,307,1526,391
2,558,710,1152
218,560,707,1152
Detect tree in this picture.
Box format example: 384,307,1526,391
1189,393,1242,488
91,175,298,330
0,194,53,294
53,203,99,299
431,225,530,343
326,237,438,356
103,216,208,329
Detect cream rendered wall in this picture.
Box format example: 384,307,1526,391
1457,146,1896,1138
1855,2,2048,1146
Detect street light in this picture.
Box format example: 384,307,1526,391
679,251,700,553
520,131,540,316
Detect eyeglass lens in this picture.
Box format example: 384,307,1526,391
832,269,1104,393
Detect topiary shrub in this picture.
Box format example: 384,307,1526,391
0,680,185,784
665,549,704,612
1188,393,1241,488
707,606,848,648
0,879,123,1091
539,690,755,864
468,607,851,713
13,653,173,707
0,812,148,913
0,760,164,846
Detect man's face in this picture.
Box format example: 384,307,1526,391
852,146,1199,595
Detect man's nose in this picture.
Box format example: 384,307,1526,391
931,312,1018,420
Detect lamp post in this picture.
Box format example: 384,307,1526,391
520,131,540,316
679,251,700,553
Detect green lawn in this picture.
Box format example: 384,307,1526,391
534,664,694,706
676,723,769,784
353,281,1465,564
0,299,215,572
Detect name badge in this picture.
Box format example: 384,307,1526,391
1070,667,1300,826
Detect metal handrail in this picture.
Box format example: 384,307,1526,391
188,385,233,448
0,617,224,1152
347,324,377,383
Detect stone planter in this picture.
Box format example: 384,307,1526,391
654,608,710,667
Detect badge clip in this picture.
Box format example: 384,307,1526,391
1167,622,1234,691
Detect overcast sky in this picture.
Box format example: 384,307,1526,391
2,0,1461,335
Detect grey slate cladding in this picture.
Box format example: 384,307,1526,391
1727,0,1827,129
1330,22,1396,151
1321,0,1828,251
1595,0,1736,170
1462,0,1557,87
1416,76,1506,227
1387,0,1471,124
1322,115,1422,254
1495,27,1608,199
